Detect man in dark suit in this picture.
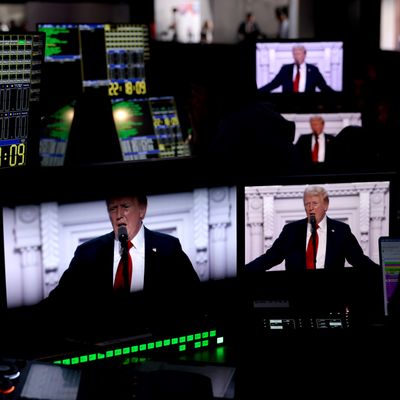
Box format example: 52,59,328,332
258,44,335,93
41,194,201,337
244,186,379,273
294,115,335,167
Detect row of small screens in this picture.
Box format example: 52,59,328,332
40,95,191,166
0,178,396,317
0,27,345,170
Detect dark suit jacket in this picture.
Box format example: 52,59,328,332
258,63,335,93
245,217,379,273
42,227,201,334
295,133,336,165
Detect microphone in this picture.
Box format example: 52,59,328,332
118,225,128,243
310,214,316,234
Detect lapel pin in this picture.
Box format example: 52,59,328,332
152,248,157,252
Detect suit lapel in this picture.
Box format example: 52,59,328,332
325,218,336,267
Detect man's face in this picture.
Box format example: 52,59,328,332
303,193,328,224
310,118,324,136
107,197,147,241
293,48,306,65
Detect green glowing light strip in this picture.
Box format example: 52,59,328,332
53,329,222,365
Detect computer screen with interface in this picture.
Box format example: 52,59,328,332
379,236,400,316
0,32,44,169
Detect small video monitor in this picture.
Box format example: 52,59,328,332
255,40,344,93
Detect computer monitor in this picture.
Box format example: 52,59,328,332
37,23,150,97
112,96,191,160
0,32,44,169
379,236,400,317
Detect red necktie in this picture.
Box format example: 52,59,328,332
312,135,319,163
114,241,133,292
306,225,319,270
293,64,300,92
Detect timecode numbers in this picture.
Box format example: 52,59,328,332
108,80,147,97
0,143,26,168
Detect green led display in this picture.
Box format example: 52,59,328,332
52,328,221,366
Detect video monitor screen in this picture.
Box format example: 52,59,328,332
240,174,392,324
0,33,44,169
2,186,237,310
255,40,343,94
38,23,150,97
112,96,191,160
281,112,362,144
244,179,389,270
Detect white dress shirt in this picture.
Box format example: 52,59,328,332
113,223,145,292
306,215,327,269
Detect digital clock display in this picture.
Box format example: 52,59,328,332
108,80,147,97
0,142,26,169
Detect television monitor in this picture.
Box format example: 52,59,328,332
0,32,44,169
240,173,393,328
37,23,150,97
112,96,191,160
0,173,237,357
255,40,344,93
281,112,362,144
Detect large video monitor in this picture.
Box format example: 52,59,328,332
0,170,237,353
0,32,44,169
255,40,344,94
37,23,150,97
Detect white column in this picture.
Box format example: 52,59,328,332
14,205,43,306
209,187,231,279
40,202,61,297
193,188,209,281
246,193,264,263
